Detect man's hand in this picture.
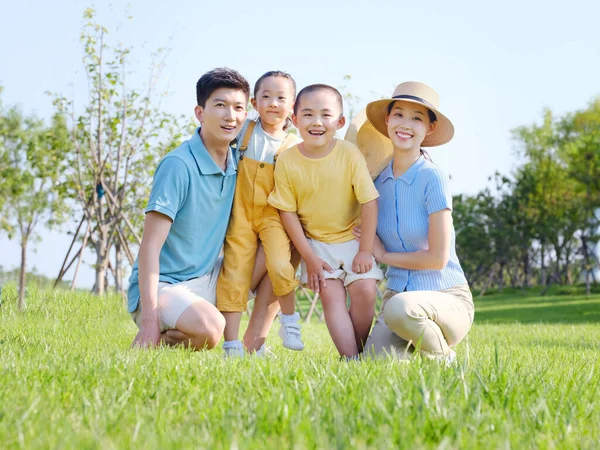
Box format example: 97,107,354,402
131,318,161,348
352,251,373,274
305,256,333,293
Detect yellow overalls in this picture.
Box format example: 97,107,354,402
217,122,298,312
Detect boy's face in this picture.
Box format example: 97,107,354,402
251,77,295,128
195,88,248,144
292,90,345,150
385,100,436,151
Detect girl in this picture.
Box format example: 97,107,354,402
353,82,474,363
217,71,303,357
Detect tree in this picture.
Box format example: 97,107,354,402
52,9,184,295
0,96,71,309
560,98,600,294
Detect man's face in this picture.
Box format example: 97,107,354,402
195,88,248,144
292,89,345,150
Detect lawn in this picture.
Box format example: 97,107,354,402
1,284,599,449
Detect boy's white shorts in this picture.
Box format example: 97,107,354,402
300,238,384,287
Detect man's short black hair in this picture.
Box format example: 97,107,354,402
196,68,250,108
293,84,343,115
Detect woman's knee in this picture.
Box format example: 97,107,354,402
383,294,420,335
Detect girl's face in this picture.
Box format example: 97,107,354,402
385,100,436,152
251,76,295,128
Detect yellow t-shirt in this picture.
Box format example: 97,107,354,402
268,139,379,244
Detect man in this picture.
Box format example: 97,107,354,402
129,68,277,351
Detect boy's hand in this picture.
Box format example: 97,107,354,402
352,251,373,274
306,256,333,293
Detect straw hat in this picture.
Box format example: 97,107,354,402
344,108,394,179
365,81,454,147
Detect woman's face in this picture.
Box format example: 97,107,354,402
385,100,436,151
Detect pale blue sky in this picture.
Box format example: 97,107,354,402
1,0,599,287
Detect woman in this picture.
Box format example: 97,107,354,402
352,82,474,363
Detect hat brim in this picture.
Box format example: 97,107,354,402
366,98,454,147
345,109,394,179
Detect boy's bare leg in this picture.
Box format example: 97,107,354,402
320,279,359,357
347,279,377,353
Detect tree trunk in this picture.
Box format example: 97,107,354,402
18,237,28,311
93,229,110,296
540,243,546,286
115,242,123,295
522,250,530,289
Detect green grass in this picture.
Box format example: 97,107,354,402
1,284,599,449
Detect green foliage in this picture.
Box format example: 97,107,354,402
454,100,600,292
0,288,599,448
48,9,187,293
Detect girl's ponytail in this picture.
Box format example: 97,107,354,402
283,116,293,131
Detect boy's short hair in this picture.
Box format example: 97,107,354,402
196,68,250,108
293,84,343,115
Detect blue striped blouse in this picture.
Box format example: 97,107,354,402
375,156,468,292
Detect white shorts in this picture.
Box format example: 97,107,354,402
131,257,223,332
300,239,384,287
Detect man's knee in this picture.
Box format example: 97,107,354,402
198,311,225,349
177,304,225,350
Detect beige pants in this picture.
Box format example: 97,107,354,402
364,284,474,359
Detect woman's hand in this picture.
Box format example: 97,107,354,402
372,236,386,263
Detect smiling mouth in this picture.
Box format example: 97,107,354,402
221,125,236,131
396,131,413,139
308,130,325,136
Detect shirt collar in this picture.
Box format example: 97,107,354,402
188,127,237,176
379,156,426,185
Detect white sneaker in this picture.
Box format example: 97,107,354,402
254,343,276,358
279,322,304,351
443,349,457,367
223,343,245,359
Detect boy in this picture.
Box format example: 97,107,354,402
128,68,250,350
268,84,384,358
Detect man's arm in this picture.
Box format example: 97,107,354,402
131,211,172,348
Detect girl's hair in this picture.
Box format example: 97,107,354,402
254,70,297,130
386,100,436,162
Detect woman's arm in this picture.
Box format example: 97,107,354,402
375,209,452,271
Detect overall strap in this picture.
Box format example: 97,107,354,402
238,120,257,152
274,133,297,160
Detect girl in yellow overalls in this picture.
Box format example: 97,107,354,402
217,71,303,357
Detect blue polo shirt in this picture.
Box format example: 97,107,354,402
127,128,237,313
375,156,467,292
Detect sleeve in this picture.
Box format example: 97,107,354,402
145,156,190,221
351,149,380,204
424,168,453,215
267,157,297,212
